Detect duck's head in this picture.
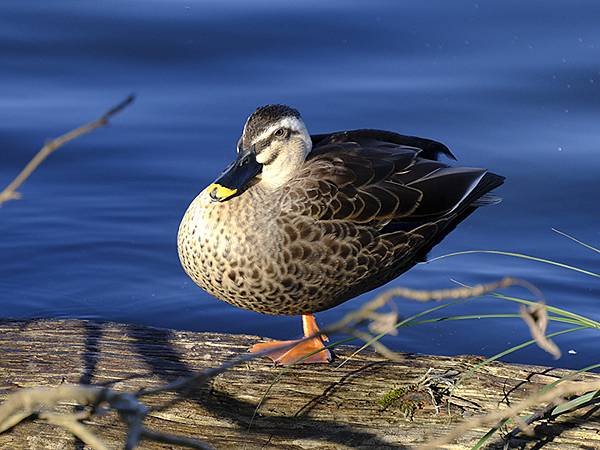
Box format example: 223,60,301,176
208,104,312,202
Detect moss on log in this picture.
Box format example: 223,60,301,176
0,319,598,449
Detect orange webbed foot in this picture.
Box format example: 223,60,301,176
249,314,331,365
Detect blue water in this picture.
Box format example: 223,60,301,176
1,1,598,370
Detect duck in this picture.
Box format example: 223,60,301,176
177,104,504,365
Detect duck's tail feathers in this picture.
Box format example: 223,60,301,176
471,193,503,207
458,171,505,211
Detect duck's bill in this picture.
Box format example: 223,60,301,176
207,149,262,202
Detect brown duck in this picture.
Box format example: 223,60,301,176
178,104,504,365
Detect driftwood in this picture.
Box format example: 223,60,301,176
0,319,598,449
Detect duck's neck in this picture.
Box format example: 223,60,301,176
259,137,311,189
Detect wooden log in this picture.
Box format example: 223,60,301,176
0,319,598,449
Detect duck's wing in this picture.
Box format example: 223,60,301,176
283,130,503,261
310,128,456,161
289,130,503,227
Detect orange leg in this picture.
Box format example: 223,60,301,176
250,314,331,365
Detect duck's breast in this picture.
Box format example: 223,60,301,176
178,187,290,313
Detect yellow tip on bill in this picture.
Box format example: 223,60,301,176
207,183,238,201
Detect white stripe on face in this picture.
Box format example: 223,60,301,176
249,117,311,151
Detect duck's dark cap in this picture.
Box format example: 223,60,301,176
242,104,301,148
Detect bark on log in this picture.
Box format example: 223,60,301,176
0,319,598,449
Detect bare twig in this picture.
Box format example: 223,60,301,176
0,95,135,206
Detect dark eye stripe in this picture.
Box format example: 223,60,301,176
251,128,296,160
254,138,269,154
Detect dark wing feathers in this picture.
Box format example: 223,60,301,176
310,129,456,161
280,129,503,303
294,130,503,228
405,167,487,218
292,144,424,224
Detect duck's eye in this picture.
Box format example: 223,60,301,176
274,128,287,138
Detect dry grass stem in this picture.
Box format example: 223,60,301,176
421,379,600,449
520,302,562,358
39,412,109,450
367,310,399,336
331,277,519,334
0,384,211,450
344,327,402,361
0,384,103,433
0,95,135,206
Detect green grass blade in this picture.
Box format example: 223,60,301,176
337,305,596,371
412,314,587,327
552,228,600,254
450,278,600,329
426,250,600,278
471,425,504,450
337,311,592,372
551,389,600,415
489,292,600,329
454,326,588,391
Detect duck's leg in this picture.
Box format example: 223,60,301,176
249,314,331,365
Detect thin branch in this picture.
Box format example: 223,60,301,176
0,95,135,206
124,415,144,450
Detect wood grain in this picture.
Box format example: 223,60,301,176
0,319,598,449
